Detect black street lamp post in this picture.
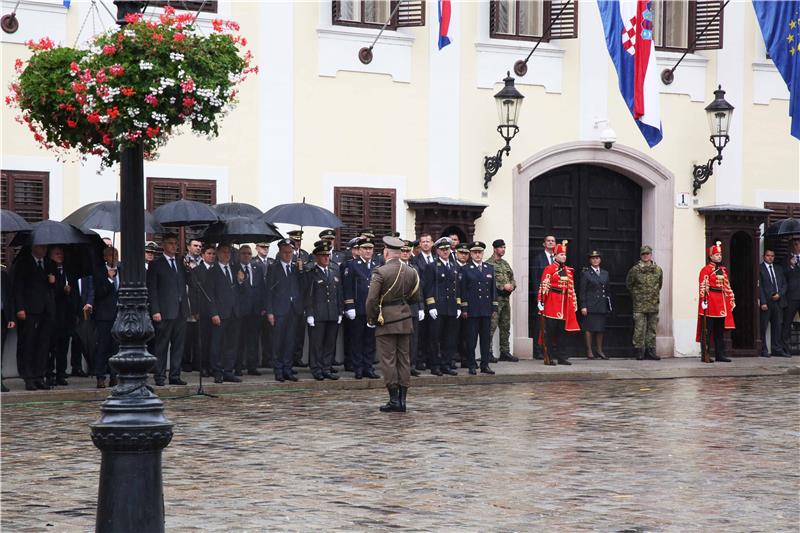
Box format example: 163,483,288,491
483,72,524,189
90,2,173,532
692,85,734,196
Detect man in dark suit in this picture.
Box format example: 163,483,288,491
782,237,800,355
182,238,203,373
13,245,56,390
147,233,189,386
46,246,76,387
194,243,218,377
70,273,94,377
236,245,263,376
530,235,556,359
265,238,305,382
411,233,435,370
304,242,343,380
204,243,244,383
759,249,788,357
2,265,17,392
252,242,274,369
93,246,120,389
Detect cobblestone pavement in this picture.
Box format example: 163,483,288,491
2,376,799,532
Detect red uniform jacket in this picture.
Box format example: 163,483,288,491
538,262,579,332
696,262,735,341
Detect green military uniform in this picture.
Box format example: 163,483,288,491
486,246,516,358
625,245,663,358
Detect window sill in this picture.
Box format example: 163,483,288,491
655,50,708,102
752,59,789,104
475,39,565,92
317,25,415,83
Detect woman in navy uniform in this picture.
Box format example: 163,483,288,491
578,251,610,359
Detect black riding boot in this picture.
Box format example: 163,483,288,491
379,385,402,412
398,386,408,412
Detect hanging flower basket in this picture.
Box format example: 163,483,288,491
7,7,257,168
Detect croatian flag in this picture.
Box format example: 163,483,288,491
438,0,451,50
598,0,663,147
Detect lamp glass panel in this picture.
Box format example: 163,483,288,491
496,97,522,127
707,109,732,137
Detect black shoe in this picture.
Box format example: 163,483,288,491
468,367,477,375
545,360,557,366
1,382,8,393
285,374,299,382
247,369,262,376
109,376,118,387
499,352,519,362
95,378,106,389
234,369,243,377
354,371,363,380
415,362,427,371
45,377,55,388
645,348,661,361
557,358,572,366
71,369,88,377
775,352,791,358
289,368,298,375
443,368,458,376
636,350,645,360
715,355,732,362
313,374,325,381
480,366,495,375
365,370,380,379
169,378,188,385
25,380,37,391
274,374,285,382
214,375,224,384
55,377,69,386
323,372,339,380
223,374,242,383
430,368,443,376
410,368,420,377
35,379,50,390
489,356,499,364
379,386,403,413
329,367,338,374
154,378,166,387
761,352,771,357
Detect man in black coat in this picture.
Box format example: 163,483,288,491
93,246,120,388
253,242,274,368
530,235,556,359
411,233,435,370
265,238,305,382
782,237,800,355
423,237,460,376
203,243,244,383
46,246,76,387
759,249,788,357
70,274,94,377
13,245,56,390
304,242,343,380
236,245,263,376
182,238,203,373
2,265,17,392
193,243,218,377
147,233,189,385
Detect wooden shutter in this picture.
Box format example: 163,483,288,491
1,170,49,266
334,187,396,250
546,0,578,40
147,177,216,246
691,0,723,50
764,201,800,263
148,0,218,14
396,0,425,27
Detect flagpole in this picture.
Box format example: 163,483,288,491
661,0,730,85
357,0,405,64
513,0,572,77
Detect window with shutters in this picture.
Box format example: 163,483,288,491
1,170,49,266
652,0,724,52
764,201,800,263
334,187,396,252
490,0,577,42
333,0,425,29
147,0,218,14
146,178,216,248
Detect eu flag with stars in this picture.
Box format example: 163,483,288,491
753,0,800,139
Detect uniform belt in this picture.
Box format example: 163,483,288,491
383,299,411,307
708,287,723,293
549,288,563,294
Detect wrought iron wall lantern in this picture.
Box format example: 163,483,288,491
692,85,734,196
483,72,524,189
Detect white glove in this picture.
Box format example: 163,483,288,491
537,301,545,312
366,322,376,329
701,300,708,310
346,309,356,320
337,315,342,324
428,308,438,320
307,316,315,327
418,310,425,321
456,309,461,319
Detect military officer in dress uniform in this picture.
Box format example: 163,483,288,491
305,242,343,380
537,240,579,365
286,229,309,368
454,242,471,368
343,238,380,379
318,229,345,266
578,251,610,359
423,237,460,376
366,236,420,413
359,229,385,266
460,241,497,375
486,238,518,363
287,229,310,264
340,237,361,371
401,239,424,376
697,241,735,363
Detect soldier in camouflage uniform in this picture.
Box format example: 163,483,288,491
625,245,662,360
487,239,519,362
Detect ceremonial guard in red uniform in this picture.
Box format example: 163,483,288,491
696,241,735,362
537,240,579,365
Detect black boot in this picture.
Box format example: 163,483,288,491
645,347,661,360
379,386,402,412
398,386,408,412
636,348,645,360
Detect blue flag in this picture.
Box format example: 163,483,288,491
63,0,70,7
753,0,800,139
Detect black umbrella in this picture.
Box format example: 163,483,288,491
1,209,33,233
201,216,283,244
261,198,343,228
152,199,220,227
63,200,164,233
765,217,800,237
9,220,88,246
213,202,263,220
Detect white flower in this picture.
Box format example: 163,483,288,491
139,61,153,70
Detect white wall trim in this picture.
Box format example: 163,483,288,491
655,50,709,102
1,155,64,220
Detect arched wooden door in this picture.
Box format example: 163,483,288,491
528,164,642,356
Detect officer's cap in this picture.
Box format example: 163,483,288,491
277,238,294,248
400,240,412,252
359,238,374,249
359,229,375,239
319,229,336,240
455,243,470,253
383,236,404,250
313,240,325,249
347,237,361,249
469,241,486,251
313,243,331,255
492,239,505,248
287,230,303,239
640,245,653,255
255,242,269,248
434,237,452,249
588,250,601,258
144,241,159,253
410,239,420,248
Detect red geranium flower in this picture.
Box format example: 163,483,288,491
121,87,135,97
152,32,164,43
146,126,160,138
56,87,65,94
102,44,116,56
86,112,101,124
144,94,158,106
107,107,120,119
69,62,80,73
182,96,195,108
173,32,186,42
67,119,77,128
109,64,125,77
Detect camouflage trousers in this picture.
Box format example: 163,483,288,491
490,297,511,354
632,312,658,349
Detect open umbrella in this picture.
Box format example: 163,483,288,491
63,200,164,233
261,198,343,228
765,217,800,237
9,220,88,246
201,216,283,244
152,199,220,227
213,202,263,221
1,209,33,233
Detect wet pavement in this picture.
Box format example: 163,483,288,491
2,375,799,532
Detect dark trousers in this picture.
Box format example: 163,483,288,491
782,298,800,354
543,317,567,361
293,317,306,366
417,317,431,368
272,312,299,377
531,312,543,358
184,320,200,371
342,316,353,369
467,315,492,369
153,318,185,381
211,317,239,377
70,318,94,375
94,320,117,378
709,317,727,359
199,316,214,373
1,310,8,378
48,321,72,379
260,317,274,367
760,302,784,355
409,313,419,367
309,320,339,376
349,315,375,373
237,314,261,371
17,313,52,381
430,314,457,370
